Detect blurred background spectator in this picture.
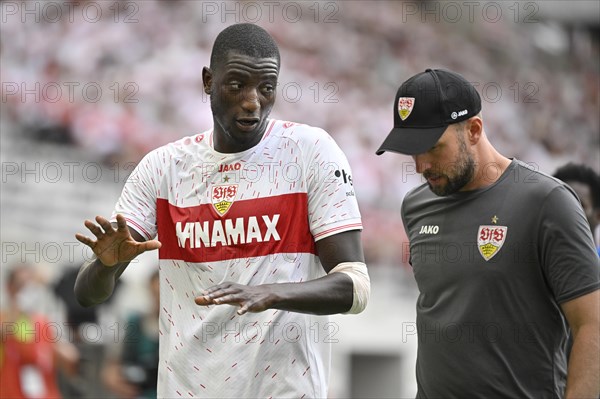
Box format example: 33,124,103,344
52,265,123,397
553,162,600,255
101,270,159,399
1,1,598,397
0,263,78,399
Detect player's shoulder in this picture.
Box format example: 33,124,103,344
269,119,334,143
143,131,211,161
163,131,210,152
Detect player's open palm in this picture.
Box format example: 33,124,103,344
75,214,161,267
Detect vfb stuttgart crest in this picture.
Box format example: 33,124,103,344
211,184,238,216
477,225,508,261
398,97,415,121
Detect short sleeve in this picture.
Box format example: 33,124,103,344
304,129,362,241
538,185,600,303
111,151,159,240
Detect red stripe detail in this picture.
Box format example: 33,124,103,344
313,223,362,239
262,119,276,140
125,218,152,240
156,193,316,262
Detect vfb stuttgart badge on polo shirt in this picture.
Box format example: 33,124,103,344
477,225,507,261
398,97,415,121
211,184,238,216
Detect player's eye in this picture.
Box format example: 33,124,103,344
228,82,242,90
261,84,275,94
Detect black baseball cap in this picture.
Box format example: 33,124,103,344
376,68,481,155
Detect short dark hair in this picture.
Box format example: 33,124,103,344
553,163,600,208
210,23,280,69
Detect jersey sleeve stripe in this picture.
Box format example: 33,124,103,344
313,223,363,240
125,217,153,241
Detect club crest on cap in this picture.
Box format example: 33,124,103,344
398,97,415,121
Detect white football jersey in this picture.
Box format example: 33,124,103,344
113,119,362,398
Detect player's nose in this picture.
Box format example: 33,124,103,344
240,87,260,113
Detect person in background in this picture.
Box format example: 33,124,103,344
553,162,600,256
53,265,123,398
1,263,79,399
102,270,160,399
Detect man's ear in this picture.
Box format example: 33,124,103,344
467,116,483,145
202,67,212,95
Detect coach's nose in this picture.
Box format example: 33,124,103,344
413,154,432,174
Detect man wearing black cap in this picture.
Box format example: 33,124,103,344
377,68,599,398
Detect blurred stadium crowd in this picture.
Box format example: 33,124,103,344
2,1,599,264
1,1,599,397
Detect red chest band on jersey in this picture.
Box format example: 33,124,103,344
156,193,316,262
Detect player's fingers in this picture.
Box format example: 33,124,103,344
205,285,239,300
202,282,235,296
115,214,129,232
84,219,104,238
237,298,266,315
194,296,213,306
212,294,242,305
96,216,115,235
75,233,96,248
139,240,161,252
241,301,268,314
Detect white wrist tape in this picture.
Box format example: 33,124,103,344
328,261,370,314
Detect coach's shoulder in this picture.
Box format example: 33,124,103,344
512,159,565,191
403,184,430,206
509,159,583,205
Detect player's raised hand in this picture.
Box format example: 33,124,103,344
75,214,161,267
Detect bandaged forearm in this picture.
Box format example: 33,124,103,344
328,262,370,314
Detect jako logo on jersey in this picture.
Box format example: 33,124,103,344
477,225,507,261
175,215,281,248
419,225,439,234
212,184,238,216
335,169,353,186
218,162,241,172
